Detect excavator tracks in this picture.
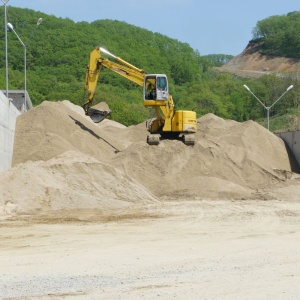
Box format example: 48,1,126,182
146,133,195,145
183,134,195,145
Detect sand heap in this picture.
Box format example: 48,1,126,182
0,150,157,216
0,100,299,216
12,101,126,165
110,114,295,199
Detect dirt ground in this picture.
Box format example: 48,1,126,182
0,200,300,299
1,100,300,299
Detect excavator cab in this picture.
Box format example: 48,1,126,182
143,75,169,105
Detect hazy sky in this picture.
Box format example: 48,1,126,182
6,0,300,55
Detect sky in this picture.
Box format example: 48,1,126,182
5,0,300,56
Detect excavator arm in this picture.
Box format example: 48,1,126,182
83,47,146,115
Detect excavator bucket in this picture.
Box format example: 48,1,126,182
86,108,111,123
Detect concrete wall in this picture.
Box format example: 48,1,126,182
0,90,33,112
0,91,20,172
277,131,300,170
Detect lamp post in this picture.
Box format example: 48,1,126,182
1,0,10,98
7,18,43,112
243,84,294,131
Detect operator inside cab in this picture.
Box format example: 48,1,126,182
144,75,169,101
146,81,156,100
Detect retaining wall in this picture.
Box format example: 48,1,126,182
276,131,300,170
0,91,20,172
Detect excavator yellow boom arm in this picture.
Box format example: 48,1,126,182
83,47,146,112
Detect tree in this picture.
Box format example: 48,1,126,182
252,11,300,57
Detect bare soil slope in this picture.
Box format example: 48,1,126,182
219,41,300,78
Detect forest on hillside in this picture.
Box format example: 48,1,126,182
252,11,300,57
0,6,299,127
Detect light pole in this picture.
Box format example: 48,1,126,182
1,0,10,98
7,18,43,112
243,84,294,131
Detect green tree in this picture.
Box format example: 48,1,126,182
252,11,300,57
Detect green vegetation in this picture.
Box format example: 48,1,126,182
0,7,299,129
252,11,300,57
256,108,300,133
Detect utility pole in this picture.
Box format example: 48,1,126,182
243,84,294,131
1,0,10,98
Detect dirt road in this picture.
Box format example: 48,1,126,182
1,199,299,299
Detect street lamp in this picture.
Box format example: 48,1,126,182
243,84,294,131
1,0,10,98
7,18,43,112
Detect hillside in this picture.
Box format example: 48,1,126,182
0,7,299,127
219,40,300,78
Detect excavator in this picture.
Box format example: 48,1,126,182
82,47,197,145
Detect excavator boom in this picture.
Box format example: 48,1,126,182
83,47,145,113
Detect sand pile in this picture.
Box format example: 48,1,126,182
12,101,126,165
1,100,299,217
0,150,157,216
110,114,294,199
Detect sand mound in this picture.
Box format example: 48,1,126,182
1,100,299,217
0,150,157,216
12,101,126,165
196,114,292,185
109,112,293,198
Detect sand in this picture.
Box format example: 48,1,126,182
0,100,300,299
7,100,300,208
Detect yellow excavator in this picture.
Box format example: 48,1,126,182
82,47,197,145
